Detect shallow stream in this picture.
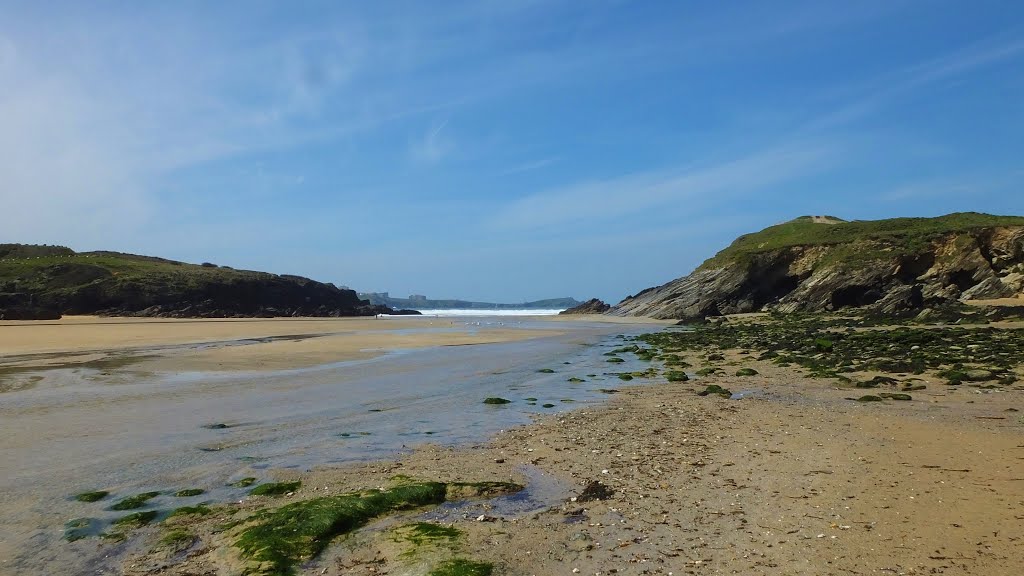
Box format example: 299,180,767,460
0,318,660,575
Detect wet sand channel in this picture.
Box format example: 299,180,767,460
0,315,661,575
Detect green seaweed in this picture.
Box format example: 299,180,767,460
537,368,555,373
168,504,213,518
429,558,494,576
735,368,759,376
396,521,462,547
74,490,109,503
482,397,512,405
234,482,448,575
161,528,195,547
112,510,159,527
64,517,101,541
879,393,913,401
697,385,732,398
542,403,555,408
567,377,585,383
446,481,523,498
250,481,301,496
109,491,160,511
231,477,258,488
174,489,205,497
665,371,689,382
606,357,625,363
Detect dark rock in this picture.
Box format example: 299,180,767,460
386,309,423,315
560,298,611,315
0,306,62,320
577,481,614,502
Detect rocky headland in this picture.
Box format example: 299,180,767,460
612,212,1024,320
0,244,391,319
559,298,611,314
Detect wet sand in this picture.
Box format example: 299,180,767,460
0,315,565,372
0,315,654,575
2,315,1021,575
123,349,1024,576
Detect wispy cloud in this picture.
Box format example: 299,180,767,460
879,171,1023,203
410,118,453,164
493,143,834,230
811,37,1024,130
499,156,559,176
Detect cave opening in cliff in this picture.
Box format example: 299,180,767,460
701,302,722,317
949,270,977,292
830,285,882,310
741,274,801,310
897,253,936,282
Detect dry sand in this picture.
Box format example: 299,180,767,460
0,315,564,372
122,352,1024,575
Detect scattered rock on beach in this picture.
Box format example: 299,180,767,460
577,481,615,502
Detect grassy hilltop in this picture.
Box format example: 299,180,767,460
703,212,1024,269
0,245,382,318
615,212,1024,320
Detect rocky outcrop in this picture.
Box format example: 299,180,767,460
0,306,62,320
612,214,1024,321
82,274,390,318
0,292,62,320
560,298,612,315
0,247,392,318
385,309,424,316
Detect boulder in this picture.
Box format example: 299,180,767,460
560,298,611,315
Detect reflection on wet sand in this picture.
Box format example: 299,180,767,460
0,315,659,575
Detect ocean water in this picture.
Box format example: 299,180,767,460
0,317,658,575
395,308,567,317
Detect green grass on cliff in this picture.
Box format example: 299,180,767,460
700,212,1024,269
0,251,272,293
0,246,337,314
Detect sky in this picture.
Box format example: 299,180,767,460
2,1,1023,303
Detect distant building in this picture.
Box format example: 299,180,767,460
408,294,427,302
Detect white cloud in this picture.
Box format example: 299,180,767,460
410,118,454,164
499,156,559,176
493,143,834,230
810,37,1024,131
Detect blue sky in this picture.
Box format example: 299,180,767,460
2,1,1023,303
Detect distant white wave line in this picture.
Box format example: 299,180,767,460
400,308,566,317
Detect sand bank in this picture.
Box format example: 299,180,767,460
0,315,569,372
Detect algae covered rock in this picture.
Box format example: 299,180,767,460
697,385,732,398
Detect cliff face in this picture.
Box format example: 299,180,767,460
559,298,611,315
0,249,388,318
612,213,1024,320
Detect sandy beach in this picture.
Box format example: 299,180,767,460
1,315,1021,575
119,349,1024,576
0,315,570,372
